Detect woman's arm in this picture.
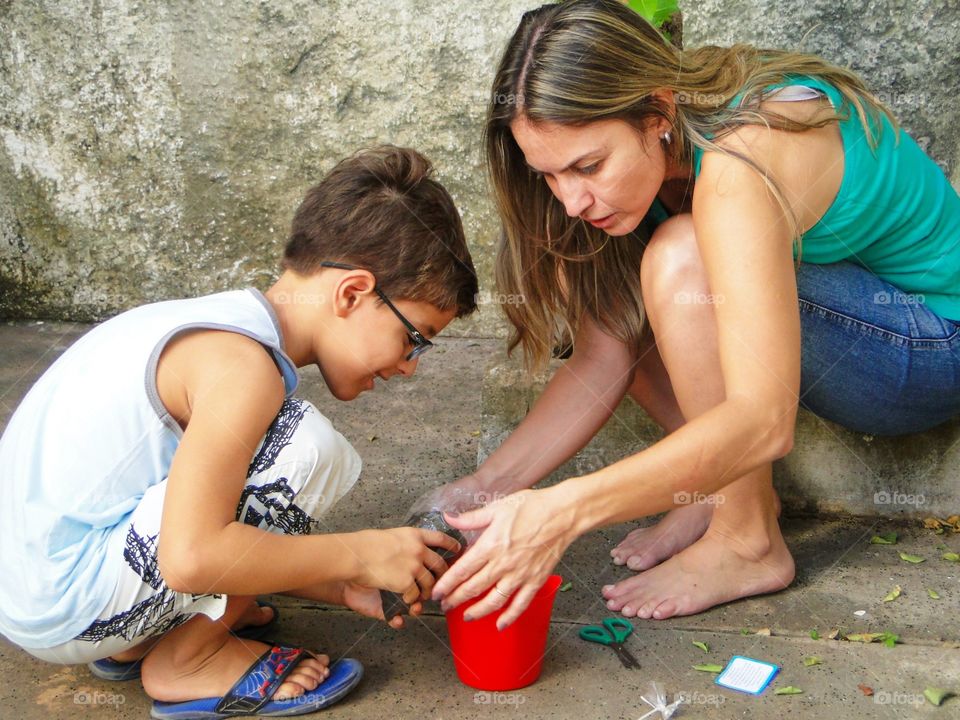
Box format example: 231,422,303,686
434,142,801,626
468,315,639,495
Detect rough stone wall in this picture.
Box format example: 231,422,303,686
1,1,958,334
0,0,536,333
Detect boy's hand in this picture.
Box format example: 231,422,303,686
341,581,422,630
348,528,460,602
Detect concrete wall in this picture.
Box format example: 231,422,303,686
2,1,958,334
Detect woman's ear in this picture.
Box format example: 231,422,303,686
331,269,377,318
650,88,676,132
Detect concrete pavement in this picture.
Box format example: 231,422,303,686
0,322,957,719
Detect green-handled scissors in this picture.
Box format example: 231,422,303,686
579,617,640,669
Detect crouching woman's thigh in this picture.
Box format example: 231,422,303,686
237,397,362,534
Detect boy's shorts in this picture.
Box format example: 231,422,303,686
26,398,361,665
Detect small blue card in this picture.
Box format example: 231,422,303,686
714,656,779,695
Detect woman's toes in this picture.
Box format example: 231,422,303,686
651,599,677,620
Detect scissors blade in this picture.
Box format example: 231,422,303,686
612,643,640,669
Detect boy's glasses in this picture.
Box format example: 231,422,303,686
319,261,434,361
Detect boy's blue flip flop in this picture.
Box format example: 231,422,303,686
149,645,363,719
87,601,280,681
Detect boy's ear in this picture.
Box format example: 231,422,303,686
331,269,377,318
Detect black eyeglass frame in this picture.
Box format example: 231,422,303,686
319,261,434,361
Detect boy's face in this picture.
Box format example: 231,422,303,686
321,294,456,401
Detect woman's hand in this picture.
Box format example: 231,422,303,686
431,487,581,630
347,527,460,604
340,581,423,630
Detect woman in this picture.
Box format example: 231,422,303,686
431,0,960,628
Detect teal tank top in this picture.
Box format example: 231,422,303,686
675,74,960,321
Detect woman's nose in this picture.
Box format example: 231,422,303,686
556,177,592,218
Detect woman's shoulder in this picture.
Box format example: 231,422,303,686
695,97,845,233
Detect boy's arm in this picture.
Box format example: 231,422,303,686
155,331,457,598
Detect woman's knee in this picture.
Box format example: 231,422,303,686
640,214,710,314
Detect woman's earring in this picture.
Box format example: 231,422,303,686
661,130,672,144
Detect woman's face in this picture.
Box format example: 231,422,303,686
509,114,671,236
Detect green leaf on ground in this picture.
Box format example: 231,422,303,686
692,663,724,673
924,687,955,706
870,532,898,545
880,632,899,648
883,585,902,602
558,581,572,592
692,640,709,653
942,552,960,562
803,656,822,667
845,631,899,647
809,629,820,640
775,686,803,695
845,633,879,643
927,588,941,599
899,552,925,563
740,628,751,635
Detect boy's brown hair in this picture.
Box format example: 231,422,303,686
284,145,478,318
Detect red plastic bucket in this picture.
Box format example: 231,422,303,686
444,574,563,691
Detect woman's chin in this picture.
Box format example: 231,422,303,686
605,214,641,236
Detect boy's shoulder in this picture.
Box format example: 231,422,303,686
156,329,286,432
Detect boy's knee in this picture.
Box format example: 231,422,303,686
241,399,361,530
295,402,362,508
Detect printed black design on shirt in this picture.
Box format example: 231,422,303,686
123,527,163,590
247,397,311,477
236,477,314,535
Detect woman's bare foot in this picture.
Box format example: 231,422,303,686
141,636,330,703
610,503,714,571
602,522,795,620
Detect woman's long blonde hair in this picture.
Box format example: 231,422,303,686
487,0,897,372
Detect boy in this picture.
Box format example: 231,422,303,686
0,145,478,718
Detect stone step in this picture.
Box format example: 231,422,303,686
479,353,960,519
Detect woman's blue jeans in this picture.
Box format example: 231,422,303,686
797,261,960,436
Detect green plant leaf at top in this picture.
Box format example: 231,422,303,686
626,0,679,27
870,531,898,545
692,640,709,653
